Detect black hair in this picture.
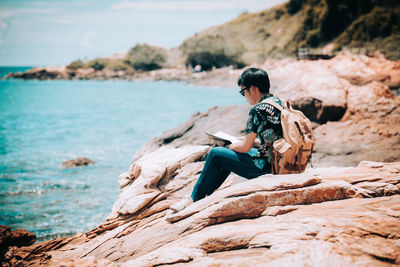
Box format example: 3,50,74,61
237,68,270,94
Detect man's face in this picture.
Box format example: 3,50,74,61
240,85,258,105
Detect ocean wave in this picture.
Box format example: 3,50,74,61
37,231,78,242
0,182,90,197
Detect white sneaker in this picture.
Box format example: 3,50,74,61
169,195,194,213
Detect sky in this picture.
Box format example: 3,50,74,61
0,0,287,66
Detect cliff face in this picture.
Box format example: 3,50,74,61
4,53,400,266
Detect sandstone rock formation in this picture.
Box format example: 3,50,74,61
62,157,95,168
5,145,400,266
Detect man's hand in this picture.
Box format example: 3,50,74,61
228,132,257,153
253,138,261,148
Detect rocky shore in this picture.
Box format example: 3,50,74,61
2,52,400,266
4,52,400,92
5,158,400,266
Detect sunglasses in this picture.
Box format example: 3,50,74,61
239,86,249,96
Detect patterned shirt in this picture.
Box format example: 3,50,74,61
245,94,283,170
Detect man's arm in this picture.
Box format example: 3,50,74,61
228,132,257,153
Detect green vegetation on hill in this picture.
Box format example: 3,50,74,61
287,0,400,55
104,59,131,71
84,58,108,71
66,57,132,71
66,44,167,72
181,35,245,70
182,0,400,64
82,58,132,71
127,43,167,71
334,4,400,59
66,59,84,69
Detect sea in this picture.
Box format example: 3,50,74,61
0,66,244,241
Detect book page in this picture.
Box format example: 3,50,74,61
206,131,241,144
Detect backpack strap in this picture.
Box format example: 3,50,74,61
258,98,285,174
261,99,284,112
259,134,278,175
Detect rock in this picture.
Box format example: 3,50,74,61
0,226,36,263
357,182,400,197
122,247,205,267
8,228,36,247
4,66,138,81
0,225,11,248
7,149,400,266
109,145,209,219
262,205,299,216
342,81,398,121
310,78,400,167
0,226,36,249
313,117,400,167
290,97,346,123
62,157,95,168
265,58,349,124
165,178,359,224
43,256,120,267
359,161,385,168
328,51,400,88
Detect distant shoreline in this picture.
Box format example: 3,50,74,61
2,65,242,88
3,51,400,91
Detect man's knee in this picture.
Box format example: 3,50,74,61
208,146,228,159
207,147,233,165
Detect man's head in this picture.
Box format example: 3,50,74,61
237,68,270,95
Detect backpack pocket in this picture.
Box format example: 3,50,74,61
272,138,309,174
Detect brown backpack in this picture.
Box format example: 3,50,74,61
261,100,316,174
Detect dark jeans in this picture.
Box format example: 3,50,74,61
191,147,270,201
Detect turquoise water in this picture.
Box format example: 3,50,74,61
0,67,244,241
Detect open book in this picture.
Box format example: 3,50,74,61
205,131,241,145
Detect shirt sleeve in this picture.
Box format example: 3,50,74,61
245,107,259,134
257,102,281,125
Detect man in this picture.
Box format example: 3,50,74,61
169,67,283,213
